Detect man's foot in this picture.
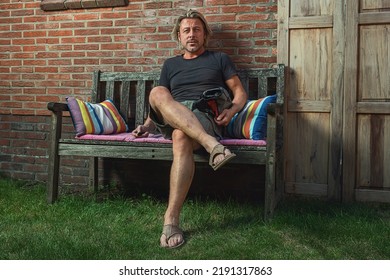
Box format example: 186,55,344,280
160,224,185,249
209,144,236,171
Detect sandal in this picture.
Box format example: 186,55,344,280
209,144,236,171
161,224,185,249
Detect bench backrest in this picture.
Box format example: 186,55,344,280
92,64,285,130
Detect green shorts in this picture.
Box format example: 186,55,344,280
149,100,223,140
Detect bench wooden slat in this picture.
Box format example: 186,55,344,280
58,143,268,164
105,81,115,100
135,80,146,127
120,81,131,119
91,70,100,103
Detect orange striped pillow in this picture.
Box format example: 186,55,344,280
67,97,128,136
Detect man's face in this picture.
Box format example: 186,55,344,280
178,18,206,54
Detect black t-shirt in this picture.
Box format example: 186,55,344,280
159,50,237,102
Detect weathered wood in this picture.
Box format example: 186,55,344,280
359,12,390,24
279,0,343,202
47,109,62,203
290,0,333,17
328,0,345,201
361,0,390,11
289,16,333,29
343,0,359,202
47,65,285,220
279,0,390,203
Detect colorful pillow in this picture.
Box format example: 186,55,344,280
226,94,276,140
67,97,128,136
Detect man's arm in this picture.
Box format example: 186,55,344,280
215,74,247,126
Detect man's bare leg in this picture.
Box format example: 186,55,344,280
152,86,234,247
149,86,229,157
160,130,198,248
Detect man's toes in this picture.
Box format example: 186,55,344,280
160,235,168,247
168,234,183,248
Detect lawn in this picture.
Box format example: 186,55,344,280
0,178,389,260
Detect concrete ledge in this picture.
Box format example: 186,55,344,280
65,0,83,10
40,0,129,11
40,0,66,11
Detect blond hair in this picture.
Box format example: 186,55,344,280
172,9,213,47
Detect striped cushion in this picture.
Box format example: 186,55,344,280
67,97,128,136
226,94,276,140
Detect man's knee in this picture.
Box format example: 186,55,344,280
172,130,200,152
149,86,171,105
172,129,190,143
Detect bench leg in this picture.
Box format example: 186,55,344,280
264,110,284,221
264,111,277,221
47,154,60,203
47,111,61,203
89,157,99,193
264,153,276,221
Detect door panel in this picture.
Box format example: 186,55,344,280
353,2,390,200
278,0,341,198
278,0,390,202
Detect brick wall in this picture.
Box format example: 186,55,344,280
0,0,277,187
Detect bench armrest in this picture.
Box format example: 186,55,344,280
47,102,69,112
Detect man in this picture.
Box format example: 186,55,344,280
132,9,247,248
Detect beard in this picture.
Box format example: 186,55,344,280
183,40,203,53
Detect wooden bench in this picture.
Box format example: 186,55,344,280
47,64,285,220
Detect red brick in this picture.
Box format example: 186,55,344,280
101,43,127,50
12,81,35,87
87,20,114,28
23,45,46,52
36,23,60,30
101,12,128,19
48,14,73,21
11,53,34,59
36,52,60,59
0,60,22,66
238,13,269,21
74,44,99,51
96,0,128,8
21,74,45,80
74,29,99,36
23,60,47,66
100,58,126,65
61,37,86,44
48,30,73,37
0,31,22,38
23,16,48,23
48,59,72,66
73,14,99,21
35,67,58,73
11,67,33,73
13,95,35,102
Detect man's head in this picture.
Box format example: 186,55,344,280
173,9,213,53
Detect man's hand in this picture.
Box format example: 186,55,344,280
132,125,150,138
214,108,234,126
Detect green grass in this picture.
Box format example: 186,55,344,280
0,178,389,260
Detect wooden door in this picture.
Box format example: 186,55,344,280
344,0,390,202
278,0,344,200
278,0,390,203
